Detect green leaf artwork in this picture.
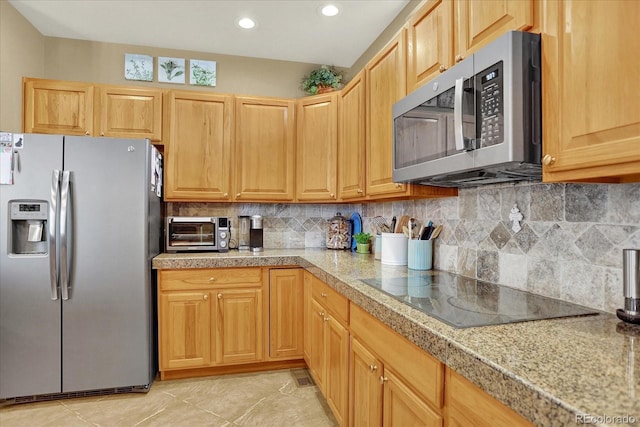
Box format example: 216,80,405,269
158,57,185,83
190,60,217,86
124,54,153,82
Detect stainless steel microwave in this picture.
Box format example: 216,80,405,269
392,31,542,187
165,216,230,252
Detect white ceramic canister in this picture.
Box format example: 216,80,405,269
381,232,408,266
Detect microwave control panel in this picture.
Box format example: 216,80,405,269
478,61,504,147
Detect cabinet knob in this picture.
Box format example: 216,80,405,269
217,293,223,299
323,317,330,322
85,131,90,135
369,364,378,372
236,193,241,198
395,183,402,188
455,54,464,63
357,189,363,194
439,65,448,72
100,132,105,136
319,311,325,317
223,193,228,198
209,277,216,282
330,193,335,199
320,292,327,298
379,376,388,384
542,154,556,166
203,294,208,300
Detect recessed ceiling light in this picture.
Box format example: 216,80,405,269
238,17,256,29
321,4,340,17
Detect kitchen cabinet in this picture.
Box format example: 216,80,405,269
157,268,265,378
338,71,366,201
268,268,304,360
23,78,163,141
365,31,457,200
454,0,535,63
406,0,454,92
23,78,94,136
349,304,444,427
305,273,350,426
445,368,534,427
296,93,338,201
541,0,640,182
164,90,232,201
234,96,296,201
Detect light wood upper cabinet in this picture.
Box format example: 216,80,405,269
96,85,162,140
406,0,454,92
158,291,211,371
454,0,534,62
23,78,94,136
338,71,367,201
446,368,534,427
164,90,232,201
268,268,304,360
365,30,408,198
235,96,296,201
296,93,338,201
541,0,640,182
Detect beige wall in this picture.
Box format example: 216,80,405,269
42,37,324,99
0,0,45,132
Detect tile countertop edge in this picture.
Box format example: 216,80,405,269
152,251,638,427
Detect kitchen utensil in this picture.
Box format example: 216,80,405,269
390,216,396,234
402,226,410,238
395,215,409,233
371,216,390,234
420,225,433,240
429,225,443,240
350,212,362,250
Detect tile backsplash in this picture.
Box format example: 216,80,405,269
166,182,640,314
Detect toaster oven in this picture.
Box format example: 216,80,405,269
165,216,230,252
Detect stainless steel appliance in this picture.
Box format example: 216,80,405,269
617,249,640,324
392,31,541,187
165,216,230,252
0,133,162,404
249,215,263,252
238,215,251,251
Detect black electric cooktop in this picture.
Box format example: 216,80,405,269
361,270,598,328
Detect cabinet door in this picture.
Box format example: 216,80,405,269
235,96,296,201
296,94,338,201
383,368,443,427
164,91,232,201
365,30,408,198
158,291,211,370
303,272,313,364
97,86,162,141
407,0,454,92
23,78,94,135
308,298,326,392
542,0,640,182
338,72,366,201
325,315,349,427
269,268,304,359
455,0,534,62
349,337,383,427
215,288,263,365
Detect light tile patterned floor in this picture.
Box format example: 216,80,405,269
0,369,338,426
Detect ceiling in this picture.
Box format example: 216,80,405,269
9,0,411,68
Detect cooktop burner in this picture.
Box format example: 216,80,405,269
361,270,598,328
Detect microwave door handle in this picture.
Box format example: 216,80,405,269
454,77,466,151
49,170,61,300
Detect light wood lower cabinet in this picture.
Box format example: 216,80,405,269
305,273,350,426
268,268,304,359
158,268,265,375
349,304,443,427
445,368,534,427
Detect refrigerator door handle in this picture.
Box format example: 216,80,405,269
60,170,72,301
49,170,61,300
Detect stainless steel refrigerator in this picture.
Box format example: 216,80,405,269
0,133,162,403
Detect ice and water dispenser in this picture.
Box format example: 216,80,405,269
8,200,48,255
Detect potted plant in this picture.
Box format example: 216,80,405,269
301,65,343,95
353,232,372,254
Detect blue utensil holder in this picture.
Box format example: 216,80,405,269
408,239,433,270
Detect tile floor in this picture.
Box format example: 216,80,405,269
0,369,338,426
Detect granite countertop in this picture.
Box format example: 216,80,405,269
153,249,640,427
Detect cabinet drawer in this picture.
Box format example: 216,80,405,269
160,268,262,291
350,303,444,410
311,276,348,325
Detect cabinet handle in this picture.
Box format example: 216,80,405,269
100,132,105,136
85,131,90,135
357,189,363,194
223,193,228,197
395,183,402,188
323,316,330,322
455,54,464,63
320,292,327,298
209,277,216,282
319,311,325,317
236,193,241,198
369,364,378,372
217,293,223,299
542,154,556,166
203,294,208,300
379,376,388,384
439,65,448,72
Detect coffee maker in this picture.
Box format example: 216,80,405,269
237,216,251,251
250,215,263,252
